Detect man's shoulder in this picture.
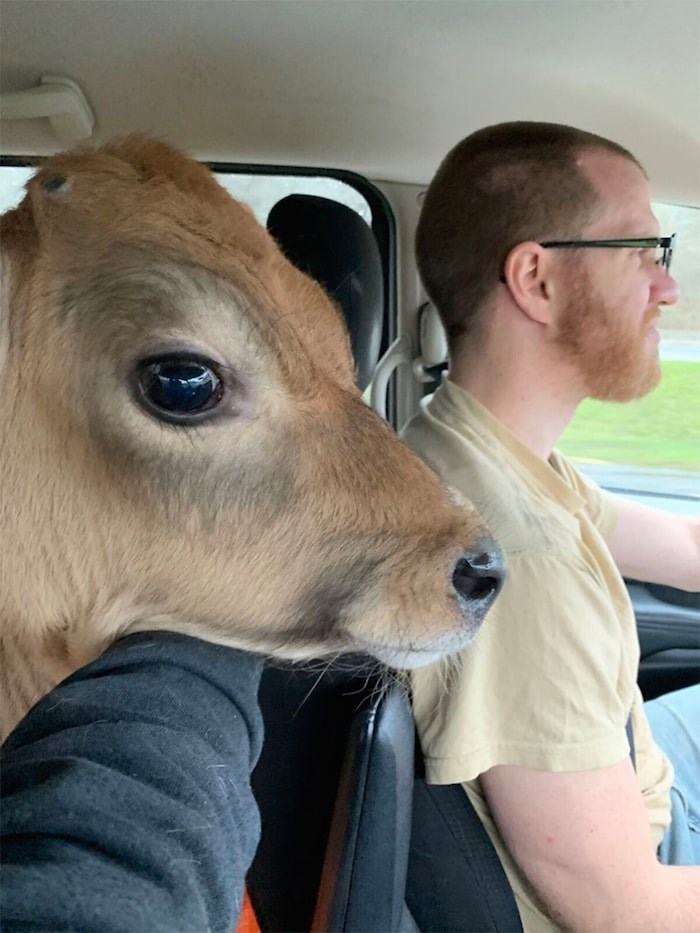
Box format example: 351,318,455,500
401,394,504,490
402,400,579,556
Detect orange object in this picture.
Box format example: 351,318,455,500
235,888,260,933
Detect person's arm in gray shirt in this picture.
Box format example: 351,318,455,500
1,631,264,933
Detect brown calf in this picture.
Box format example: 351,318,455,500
0,135,503,739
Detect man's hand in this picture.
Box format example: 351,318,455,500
481,759,700,932
607,500,700,593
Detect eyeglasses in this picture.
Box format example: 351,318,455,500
540,234,676,274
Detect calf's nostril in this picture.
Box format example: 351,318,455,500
452,546,505,605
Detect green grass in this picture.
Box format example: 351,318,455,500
557,361,700,469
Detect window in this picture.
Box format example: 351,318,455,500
0,165,31,213
557,202,699,514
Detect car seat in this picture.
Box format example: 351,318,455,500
266,193,383,392
247,193,522,932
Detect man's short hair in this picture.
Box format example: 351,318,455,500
416,122,643,350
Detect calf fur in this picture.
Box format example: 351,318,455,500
0,136,502,739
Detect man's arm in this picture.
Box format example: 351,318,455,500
1,631,264,933
481,760,700,933
607,499,700,592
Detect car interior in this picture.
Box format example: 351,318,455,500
246,195,521,932
1,2,698,931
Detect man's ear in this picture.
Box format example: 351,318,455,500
502,241,554,326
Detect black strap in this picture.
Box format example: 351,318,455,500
408,779,523,932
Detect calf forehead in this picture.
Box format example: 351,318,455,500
7,135,356,387
26,136,277,271
56,249,255,352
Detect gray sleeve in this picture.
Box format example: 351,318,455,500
1,631,264,933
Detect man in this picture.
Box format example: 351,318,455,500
402,122,699,931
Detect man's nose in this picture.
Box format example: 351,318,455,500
654,267,681,306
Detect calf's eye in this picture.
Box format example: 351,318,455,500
136,356,224,423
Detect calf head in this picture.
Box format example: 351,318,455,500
0,135,503,737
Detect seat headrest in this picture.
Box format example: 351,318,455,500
267,194,383,391
418,302,448,368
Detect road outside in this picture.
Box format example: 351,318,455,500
660,332,700,363
568,331,699,515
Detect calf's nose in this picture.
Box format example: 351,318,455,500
452,539,505,611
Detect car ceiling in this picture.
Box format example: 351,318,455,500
1,0,699,205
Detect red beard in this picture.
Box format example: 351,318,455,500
555,268,661,402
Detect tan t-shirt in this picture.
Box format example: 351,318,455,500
402,378,673,933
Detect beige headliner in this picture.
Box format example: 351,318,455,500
1,0,699,205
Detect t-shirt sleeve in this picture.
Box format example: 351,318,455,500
412,552,633,784
0,631,264,933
